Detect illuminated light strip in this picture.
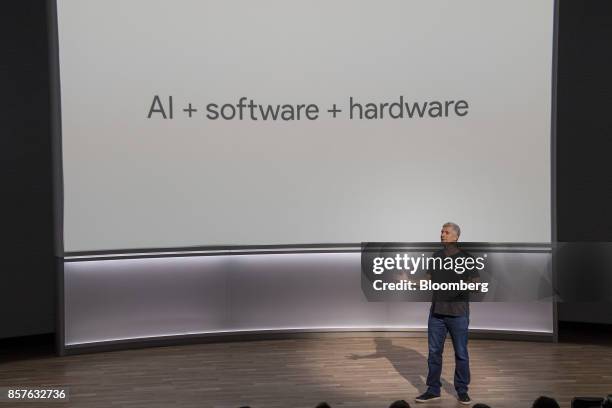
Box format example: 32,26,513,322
65,326,554,347
63,244,553,261
63,247,361,261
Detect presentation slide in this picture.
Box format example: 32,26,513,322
57,0,554,252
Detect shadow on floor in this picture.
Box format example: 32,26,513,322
347,337,456,397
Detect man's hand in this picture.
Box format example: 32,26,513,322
395,271,409,282
468,275,481,293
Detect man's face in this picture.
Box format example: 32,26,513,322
440,226,459,243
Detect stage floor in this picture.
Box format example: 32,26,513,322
2,336,611,408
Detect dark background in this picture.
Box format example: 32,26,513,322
1,0,611,340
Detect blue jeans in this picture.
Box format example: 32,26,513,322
426,312,470,396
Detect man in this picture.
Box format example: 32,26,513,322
415,222,478,405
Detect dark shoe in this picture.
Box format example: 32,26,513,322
415,392,441,403
457,393,472,405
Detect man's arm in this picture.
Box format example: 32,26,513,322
465,253,481,292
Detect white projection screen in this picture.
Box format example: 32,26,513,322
57,0,554,252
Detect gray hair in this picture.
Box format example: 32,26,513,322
443,222,461,237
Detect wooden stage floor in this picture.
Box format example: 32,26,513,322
2,336,611,408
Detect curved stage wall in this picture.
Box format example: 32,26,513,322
60,250,555,354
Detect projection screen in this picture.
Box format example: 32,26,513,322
56,0,554,252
